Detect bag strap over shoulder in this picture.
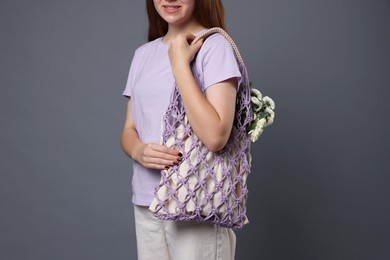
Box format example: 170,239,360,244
191,27,244,65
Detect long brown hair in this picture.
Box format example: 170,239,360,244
146,0,226,42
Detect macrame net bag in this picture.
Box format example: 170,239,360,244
149,28,253,229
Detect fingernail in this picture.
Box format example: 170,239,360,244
177,158,182,161
165,166,169,169
178,152,183,157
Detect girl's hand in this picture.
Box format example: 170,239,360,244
133,143,182,170
168,33,203,69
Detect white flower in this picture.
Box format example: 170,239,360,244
249,124,264,142
246,84,275,142
257,117,267,127
263,96,275,110
251,96,262,107
248,118,266,142
264,115,274,126
265,107,275,119
251,88,262,100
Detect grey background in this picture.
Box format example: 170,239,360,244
1,0,389,259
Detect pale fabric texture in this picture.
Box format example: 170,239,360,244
149,115,250,228
122,30,241,206
134,205,236,260
148,28,252,229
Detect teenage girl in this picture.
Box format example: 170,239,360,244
121,1,241,259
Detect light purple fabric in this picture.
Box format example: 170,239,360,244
122,32,241,206
150,60,253,229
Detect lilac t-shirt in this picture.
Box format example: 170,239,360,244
122,32,241,206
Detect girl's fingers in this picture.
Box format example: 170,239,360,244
140,144,182,169
144,163,171,170
142,150,183,170
150,143,182,156
187,33,196,44
143,156,179,166
191,38,203,53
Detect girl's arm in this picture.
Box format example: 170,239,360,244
169,34,237,152
120,98,182,169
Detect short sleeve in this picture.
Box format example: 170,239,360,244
122,47,143,98
196,33,242,92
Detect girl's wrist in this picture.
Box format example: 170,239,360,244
172,62,191,78
131,141,144,162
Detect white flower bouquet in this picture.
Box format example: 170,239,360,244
247,82,275,142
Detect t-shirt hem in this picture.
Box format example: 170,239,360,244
132,196,153,207
203,73,242,92
122,89,131,98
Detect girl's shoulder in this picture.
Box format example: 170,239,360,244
197,32,237,63
203,32,230,45
133,37,163,57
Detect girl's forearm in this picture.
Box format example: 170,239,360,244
120,128,144,161
172,63,232,151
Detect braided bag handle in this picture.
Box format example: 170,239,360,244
191,27,244,64
149,27,253,229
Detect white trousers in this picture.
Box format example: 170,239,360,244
134,205,236,260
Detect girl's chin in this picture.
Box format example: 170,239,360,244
162,17,186,25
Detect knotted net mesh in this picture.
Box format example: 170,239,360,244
149,29,253,229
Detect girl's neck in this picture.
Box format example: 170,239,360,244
162,19,206,44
